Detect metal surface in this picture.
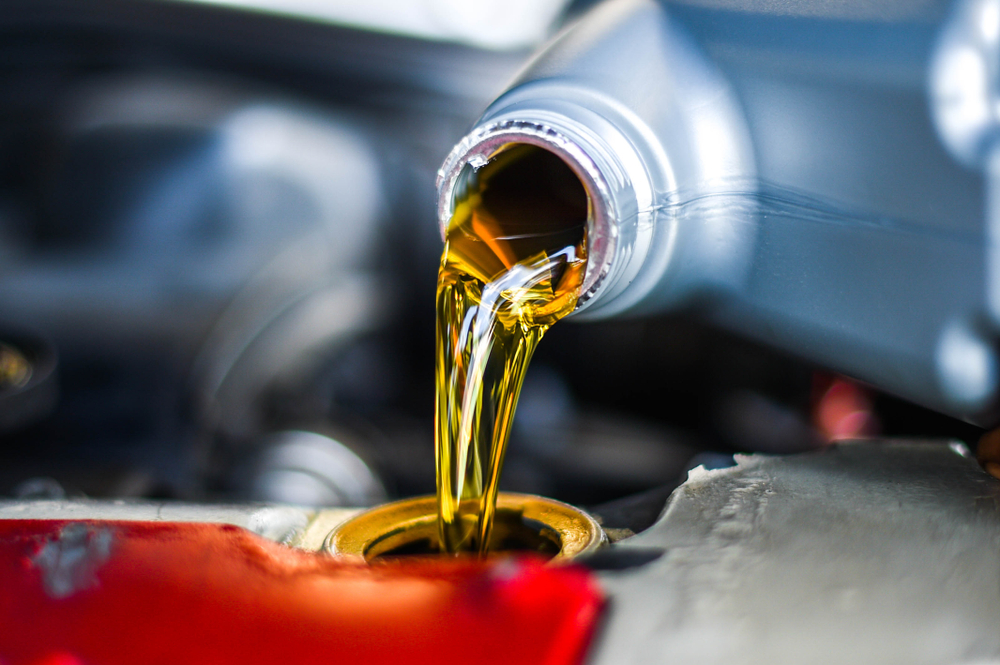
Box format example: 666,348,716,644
3,441,998,663
0,498,337,545
589,440,1000,664
439,0,1000,423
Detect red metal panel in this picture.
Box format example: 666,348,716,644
0,520,603,665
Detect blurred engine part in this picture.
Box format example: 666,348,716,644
0,1,545,501
238,429,387,507
11,477,66,500
505,365,698,502
175,0,574,49
0,342,31,390
0,331,56,433
0,72,394,498
2,73,384,350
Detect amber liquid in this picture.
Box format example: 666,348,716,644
435,144,589,554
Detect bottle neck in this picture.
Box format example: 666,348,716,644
437,105,653,314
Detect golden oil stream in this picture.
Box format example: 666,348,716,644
435,144,589,555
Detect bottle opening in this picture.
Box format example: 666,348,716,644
450,143,590,268
438,120,626,312
325,493,604,564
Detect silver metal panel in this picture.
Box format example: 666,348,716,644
591,440,1000,664
0,499,316,544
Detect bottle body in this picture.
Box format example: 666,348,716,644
438,0,1000,423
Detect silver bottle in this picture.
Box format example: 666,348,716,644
438,0,1000,424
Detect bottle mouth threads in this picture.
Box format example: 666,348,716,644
436,118,633,313
325,492,605,564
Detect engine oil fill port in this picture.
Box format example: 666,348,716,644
325,492,604,563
